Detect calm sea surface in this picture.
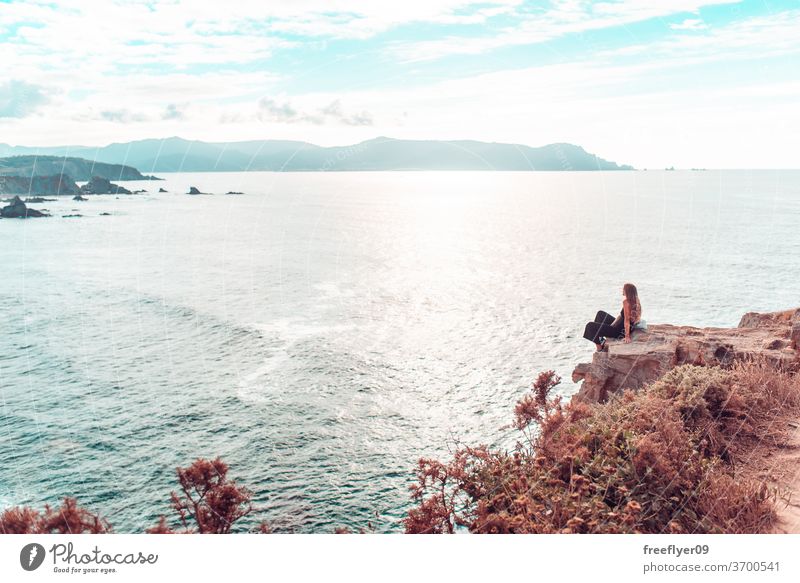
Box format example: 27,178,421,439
1,170,799,532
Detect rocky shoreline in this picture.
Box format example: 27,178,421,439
572,308,800,403
569,307,800,533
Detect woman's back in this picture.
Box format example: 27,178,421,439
622,282,641,325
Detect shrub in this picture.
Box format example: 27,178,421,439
0,498,110,534
149,457,265,534
1,458,268,535
405,361,800,534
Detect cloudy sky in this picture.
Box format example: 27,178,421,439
1,0,798,168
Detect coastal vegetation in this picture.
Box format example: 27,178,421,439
2,358,797,534
405,361,800,534
0,458,268,534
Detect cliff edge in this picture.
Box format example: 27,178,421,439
572,308,800,403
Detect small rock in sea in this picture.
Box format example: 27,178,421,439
62,214,83,218
188,186,203,195
225,191,244,195
158,188,168,193
133,189,148,194
100,212,112,216
73,194,88,201
0,195,49,218
80,176,132,195
25,196,56,203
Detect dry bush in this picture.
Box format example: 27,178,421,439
148,457,268,534
0,498,111,534
405,361,800,534
1,458,267,534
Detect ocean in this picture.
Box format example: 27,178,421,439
1,170,798,532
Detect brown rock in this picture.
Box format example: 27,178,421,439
763,339,786,350
739,308,800,328
572,308,800,404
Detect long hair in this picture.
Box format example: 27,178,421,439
623,283,641,322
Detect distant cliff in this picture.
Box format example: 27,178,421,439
0,137,634,172
0,155,154,182
0,175,79,195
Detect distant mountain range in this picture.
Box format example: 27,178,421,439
0,137,634,172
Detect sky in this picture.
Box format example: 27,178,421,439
0,0,798,168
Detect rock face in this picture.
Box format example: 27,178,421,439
0,175,80,195
0,155,157,182
80,176,132,195
572,308,800,403
0,195,48,218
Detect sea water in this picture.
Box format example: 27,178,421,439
1,170,798,531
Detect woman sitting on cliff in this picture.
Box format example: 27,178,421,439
583,283,642,351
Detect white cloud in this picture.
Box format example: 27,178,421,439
252,97,373,126
320,100,373,126
0,80,51,118
162,103,187,121
0,1,797,168
670,18,708,30
602,9,800,61
257,98,301,122
393,0,738,61
98,109,148,123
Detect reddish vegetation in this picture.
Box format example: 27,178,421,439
0,498,110,534
3,360,798,535
149,457,264,534
1,458,269,535
405,361,800,534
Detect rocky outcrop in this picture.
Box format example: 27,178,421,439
80,176,132,195
572,308,800,403
158,188,168,193
0,195,48,218
188,186,203,195
0,155,157,182
0,175,80,195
